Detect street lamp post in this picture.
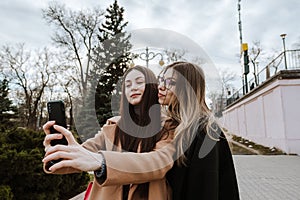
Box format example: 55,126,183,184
138,47,164,68
280,33,288,70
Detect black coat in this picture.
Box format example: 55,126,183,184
167,124,240,200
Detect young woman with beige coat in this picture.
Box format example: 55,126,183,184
43,65,176,200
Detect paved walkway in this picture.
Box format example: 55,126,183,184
233,155,300,200
71,155,300,200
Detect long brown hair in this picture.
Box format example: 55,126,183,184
113,65,163,199
160,61,217,165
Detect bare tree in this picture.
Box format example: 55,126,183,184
61,79,76,129
163,48,207,66
0,44,59,129
249,41,263,86
42,2,105,101
163,48,187,64
208,68,237,117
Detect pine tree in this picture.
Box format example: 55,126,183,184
73,0,132,140
0,79,17,129
93,0,132,126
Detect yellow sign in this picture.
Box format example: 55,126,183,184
241,43,248,51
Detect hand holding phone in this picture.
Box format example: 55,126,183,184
45,100,68,171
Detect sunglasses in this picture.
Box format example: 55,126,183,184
157,76,176,89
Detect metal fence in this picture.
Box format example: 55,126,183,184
226,49,300,106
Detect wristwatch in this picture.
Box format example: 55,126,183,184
94,153,107,184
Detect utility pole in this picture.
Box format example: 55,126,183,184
238,0,247,94
238,0,243,47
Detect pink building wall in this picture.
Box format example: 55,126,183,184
222,72,300,155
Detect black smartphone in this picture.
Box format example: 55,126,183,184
45,100,68,171
47,100,68,146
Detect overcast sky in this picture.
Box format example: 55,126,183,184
1,0,299,89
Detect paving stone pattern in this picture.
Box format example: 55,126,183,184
233,155,300,200
70,155,300,200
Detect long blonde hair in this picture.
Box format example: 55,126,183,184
161,61,219,165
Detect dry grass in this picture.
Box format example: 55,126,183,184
228,134,287,155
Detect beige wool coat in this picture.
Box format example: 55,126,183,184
82,117,175,200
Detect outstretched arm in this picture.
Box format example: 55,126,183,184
98,137,175,186
42,120,176,187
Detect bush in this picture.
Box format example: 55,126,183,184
0,127,90,200
0,185,14,200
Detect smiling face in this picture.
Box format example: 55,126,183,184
158,68,177,105
124,69,146,105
